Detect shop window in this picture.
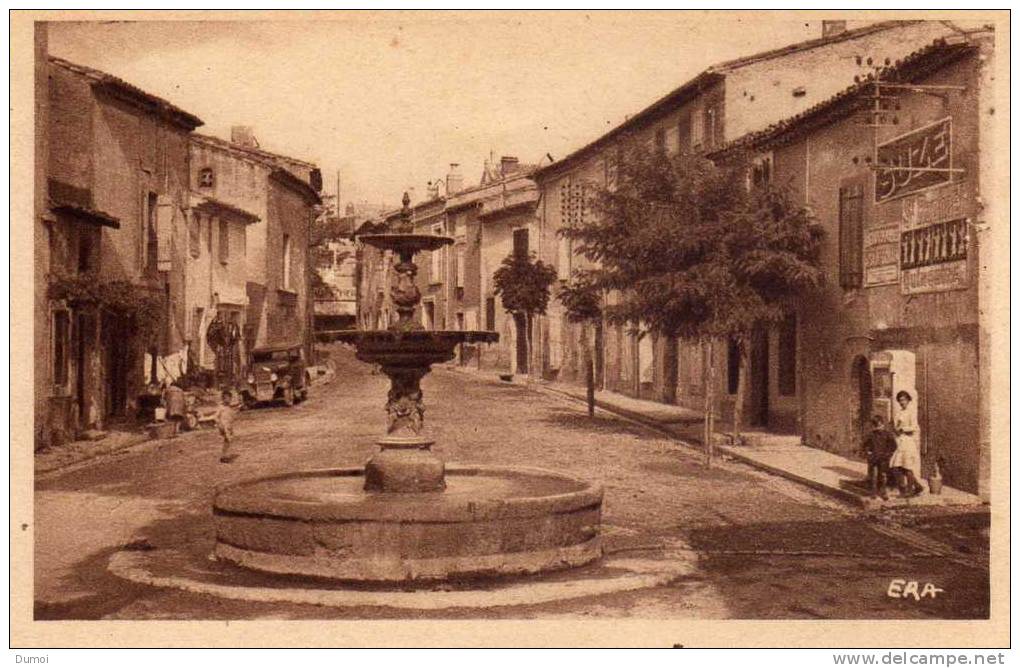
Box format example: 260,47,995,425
778,315,797,396
839,182,864,288
52,310,70,387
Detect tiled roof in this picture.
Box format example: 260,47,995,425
49,56,203,131
709,36,978,156
191,133,318,170
192,194,260,224
270,168,322,205
533,21,959,179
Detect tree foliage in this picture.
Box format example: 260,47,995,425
48,271,165,346
492,252,558,318
560,139,825,342
557,273,602,324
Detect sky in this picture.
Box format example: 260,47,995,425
47,12,857,211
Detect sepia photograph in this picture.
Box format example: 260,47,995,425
10,8,1010,649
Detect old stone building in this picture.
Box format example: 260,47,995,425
716,31,996,496
473,158,542,374
184,194,259,384
37,52,202,447
188,130,321,365
532,20,968,425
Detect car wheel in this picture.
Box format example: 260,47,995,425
183,413,199,431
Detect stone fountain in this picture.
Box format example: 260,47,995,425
212,193,603,582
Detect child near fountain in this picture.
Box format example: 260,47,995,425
216,389,239,463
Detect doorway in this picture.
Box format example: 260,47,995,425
103,313,130,418
75,312,89,429
749,328,770,426
852,355,873,443
514,313,528,374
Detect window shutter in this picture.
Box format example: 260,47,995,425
513,228,529,259
156,195,174,272
219,218,229,263
839,183,864,288
677,113,692,155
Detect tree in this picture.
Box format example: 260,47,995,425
492,251,557,376
561,138,824,454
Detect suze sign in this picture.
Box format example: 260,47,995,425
875,118,952,203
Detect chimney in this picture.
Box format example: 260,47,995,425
822,20,847,38
230,125,259,148
445,163,464,195
500,156,520,176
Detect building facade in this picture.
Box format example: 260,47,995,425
721,32,995,496
188,131,321,366
531,20,967,430
37,53,201,447
184,194,259,384
313,238,359,332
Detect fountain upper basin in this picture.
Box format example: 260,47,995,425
358,233,454,254
331,329,499,366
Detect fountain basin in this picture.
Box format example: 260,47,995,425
331,329,499,366
213,465,603,582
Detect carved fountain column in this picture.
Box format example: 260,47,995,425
363,195,446,493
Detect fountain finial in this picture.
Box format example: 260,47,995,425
398,192,413,233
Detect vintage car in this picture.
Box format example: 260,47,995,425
241,344,308,407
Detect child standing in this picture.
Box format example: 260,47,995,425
862,414,897,500
216,389,238,463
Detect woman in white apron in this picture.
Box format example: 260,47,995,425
890,390,924,497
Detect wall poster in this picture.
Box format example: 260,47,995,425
899,181,970,295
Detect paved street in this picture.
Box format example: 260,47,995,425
33,345,989,620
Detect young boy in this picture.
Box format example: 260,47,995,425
862,414,897,500
216,389,238,463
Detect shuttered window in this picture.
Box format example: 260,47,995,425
513,228,529,259
219,218,229,264
727,338,740,395
677,113,692,155
838,181,864,288
485,297,496,330
52,310,70,387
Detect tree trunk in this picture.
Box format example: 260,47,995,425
583,323,595,417
525,311,533,379
703,340,715,467
732,336,749,447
